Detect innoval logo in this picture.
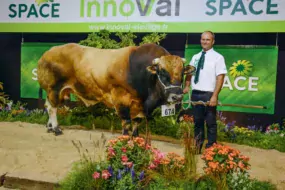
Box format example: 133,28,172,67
80,0,181,17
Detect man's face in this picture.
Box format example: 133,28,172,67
200,32,215,51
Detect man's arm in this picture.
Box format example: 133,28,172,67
183,56,195,94
209,74,225,106
183,75,192,94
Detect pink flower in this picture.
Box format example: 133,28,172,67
127,140,134,149
126,162,133,168
92,172,100,179
152,149,165,164
121,155,128,162
148,163,157,169
108,146,116,157
121,147,127,153
145,144,151,150
102,170,111,179
123,161,133,168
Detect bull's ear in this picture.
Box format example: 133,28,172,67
146,65,157,74
184,65,196,75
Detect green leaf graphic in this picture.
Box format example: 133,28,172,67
35,0,54,5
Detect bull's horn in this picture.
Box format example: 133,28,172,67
152,58,160,65
182,58,186,63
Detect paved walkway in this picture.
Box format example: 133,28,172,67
0,122,285,189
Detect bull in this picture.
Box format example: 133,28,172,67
37,43,195,136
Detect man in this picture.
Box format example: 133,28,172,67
183,31,227,153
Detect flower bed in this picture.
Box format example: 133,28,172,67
59,134,276,190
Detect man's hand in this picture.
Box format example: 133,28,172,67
183,86,190,94
209,74,225,107
209,95,218,107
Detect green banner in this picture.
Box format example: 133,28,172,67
183,45,278,114
21,42,79,101
21,43,56,99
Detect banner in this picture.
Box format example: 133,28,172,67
183,45,278,114
21,43,278,114
21,43,56,99
1,0,285,33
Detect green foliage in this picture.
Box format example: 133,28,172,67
139,33,167,45
35,0,54,5
249,179,277,190
226,171,253,190
146,107,181,139
58,161,105,190
0,82,9,106
78,30,166,49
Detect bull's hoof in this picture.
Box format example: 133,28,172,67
53,127,63,136
132,129,139,137
46,123,53,133
47,128,53,133
122,129,129,135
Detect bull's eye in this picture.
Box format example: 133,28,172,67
159,69,171,85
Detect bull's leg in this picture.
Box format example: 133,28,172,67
121,119,131,135
45,98,63,136
116,105,132,136
131,118,143,137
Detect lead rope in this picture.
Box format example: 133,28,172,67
181,74,191,110
182,91,191,110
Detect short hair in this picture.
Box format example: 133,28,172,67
201,31,215,40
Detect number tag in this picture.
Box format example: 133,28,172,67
161,104,175,117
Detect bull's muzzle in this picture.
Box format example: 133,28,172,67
167,93,183,103
172,94,183,102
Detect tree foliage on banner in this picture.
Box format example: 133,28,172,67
79,30,166,49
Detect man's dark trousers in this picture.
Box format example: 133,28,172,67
191,90,217,153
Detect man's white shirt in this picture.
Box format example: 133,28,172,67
189,48,227,92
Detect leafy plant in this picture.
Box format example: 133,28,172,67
79,30,166,49
35,0,54,5
0,82,9,106
139,33,167,45
201,143,251,189
201,143,250,175
266,123,281,134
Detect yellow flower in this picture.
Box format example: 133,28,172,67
229,60,253,78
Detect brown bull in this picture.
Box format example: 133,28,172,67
37,43,195,136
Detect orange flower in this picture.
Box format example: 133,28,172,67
205,154,213,161
238,161,245,169
202,143,251,175
228,155,234,161
208,162,219,169
161,158,171,165
107,139,118,146
117,135,130,141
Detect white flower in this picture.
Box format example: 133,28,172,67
7,101,13,110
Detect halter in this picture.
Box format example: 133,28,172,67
156,73,182,93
